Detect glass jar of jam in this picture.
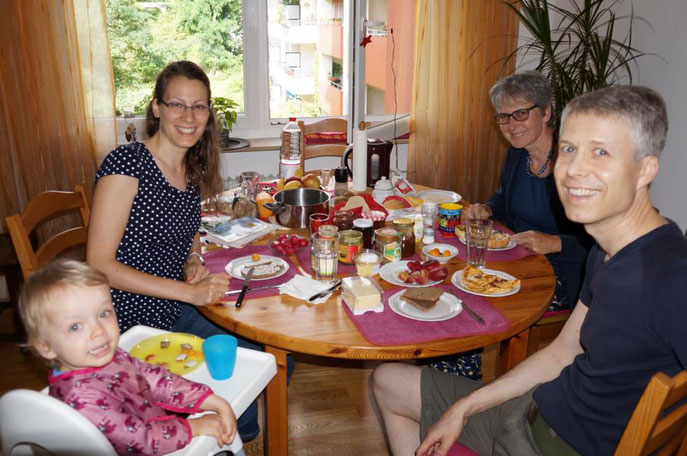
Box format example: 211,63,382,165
393,218,416,258
339,230,363,264
332,210,354,231
352,218,374,249
374,228,402,263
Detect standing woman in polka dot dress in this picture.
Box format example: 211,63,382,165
88,61,262,439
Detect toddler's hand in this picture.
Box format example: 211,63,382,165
188,413,236,447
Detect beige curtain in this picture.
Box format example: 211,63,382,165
0,0,116,230
408,0,519,204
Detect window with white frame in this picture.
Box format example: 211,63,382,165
106,0,413,137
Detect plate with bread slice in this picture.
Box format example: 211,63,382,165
451,265,521,297
388,288,462,322
225,254,289,281
455,225,516,251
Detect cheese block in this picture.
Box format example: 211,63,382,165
341,277,383,314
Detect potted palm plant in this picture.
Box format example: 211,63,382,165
502,0,651,125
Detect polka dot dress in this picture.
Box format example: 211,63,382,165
95,142,201,332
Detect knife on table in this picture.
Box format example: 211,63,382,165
447,289,485,324
225,284,280,296
308,280,342,302
235,267,255,309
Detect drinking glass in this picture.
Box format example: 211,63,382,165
309,213,329,238
239,171,260,201
465,218,493,268
311,232,339,281
319,168,333,190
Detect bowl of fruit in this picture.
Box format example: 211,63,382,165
422,243,458,264
270,234,308,256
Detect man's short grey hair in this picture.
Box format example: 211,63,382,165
490,71,555,127
561,85,668,160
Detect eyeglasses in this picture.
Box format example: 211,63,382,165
158,99,210,116
494,105,538,125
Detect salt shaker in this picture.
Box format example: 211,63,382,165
421,202,438,244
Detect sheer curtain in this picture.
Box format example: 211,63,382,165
0,0,116,229
408,0,519,203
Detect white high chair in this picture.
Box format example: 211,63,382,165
0,325,276,456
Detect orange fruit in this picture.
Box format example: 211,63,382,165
256,192,274,219
429,248,440,256
442,250,451,257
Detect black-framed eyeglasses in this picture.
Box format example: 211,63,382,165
158,99,210,116
494,105,538,125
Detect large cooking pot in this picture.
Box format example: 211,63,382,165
264,188,330,229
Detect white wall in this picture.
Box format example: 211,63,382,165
623,0,687,230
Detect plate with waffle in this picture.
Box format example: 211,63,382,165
452,265,521,297
455,225,515,251
225,254,289,281
388,288,462,322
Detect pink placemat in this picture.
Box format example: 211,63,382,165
204,245,297,303
438,223,533,263
342,284,510,346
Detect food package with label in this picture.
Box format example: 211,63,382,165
341,276,384,315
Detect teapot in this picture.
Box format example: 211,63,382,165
342,138,393,187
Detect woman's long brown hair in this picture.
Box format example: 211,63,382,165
145,61,223,202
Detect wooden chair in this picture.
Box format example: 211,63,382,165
615,370,687,455
526,311,569,356
298,118,348,162
5,183,90,279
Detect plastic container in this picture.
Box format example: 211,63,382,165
341,276,384,315
354,249,382,277
280,117,302,179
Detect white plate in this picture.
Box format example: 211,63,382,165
422,243,459,264
388,290,462,321
457,233,517,251
417,190,462,204
379,261,442,287
451,268,521,297
224,255,289,281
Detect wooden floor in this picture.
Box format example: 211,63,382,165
0,311,498,456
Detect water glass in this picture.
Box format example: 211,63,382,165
319,168,333,190
309,213,329,238
311,232,339,281
239,171,260,201
202,334,238,380
465,218,493,268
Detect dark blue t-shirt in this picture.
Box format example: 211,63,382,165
534,221,687,455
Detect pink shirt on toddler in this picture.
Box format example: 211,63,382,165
49,348,212,455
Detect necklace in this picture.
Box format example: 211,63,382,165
525,148,555,177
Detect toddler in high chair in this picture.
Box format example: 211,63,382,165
18,259,237,455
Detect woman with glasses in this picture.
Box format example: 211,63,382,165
430,72,592,381
87,60,263,441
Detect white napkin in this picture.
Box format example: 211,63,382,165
279,274,337,304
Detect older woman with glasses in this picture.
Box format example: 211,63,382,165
87,60,265,441
465,71,592,312
430,72,592,381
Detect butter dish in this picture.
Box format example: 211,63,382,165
341,276,385,315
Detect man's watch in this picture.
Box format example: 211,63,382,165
186,251,205,266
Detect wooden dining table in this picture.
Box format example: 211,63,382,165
199,187,555,455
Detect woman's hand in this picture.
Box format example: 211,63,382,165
462,203,492,221
188,274,230,306
415,402,469,456
512,231,562,255
184,261,210,284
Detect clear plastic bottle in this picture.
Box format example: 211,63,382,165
279,117,302,179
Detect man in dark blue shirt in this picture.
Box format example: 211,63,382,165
372,85,686,456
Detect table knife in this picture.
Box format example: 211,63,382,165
308,280,341,302
235,267,255,309
447,289,485,324
225,284,280,296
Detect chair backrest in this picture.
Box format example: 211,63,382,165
298,118,348,161
0,389,117,456
5,183,90,279
615,370,687,456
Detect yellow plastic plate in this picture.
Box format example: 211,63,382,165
129,333,204,375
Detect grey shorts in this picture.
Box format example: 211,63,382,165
420,367,540,456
